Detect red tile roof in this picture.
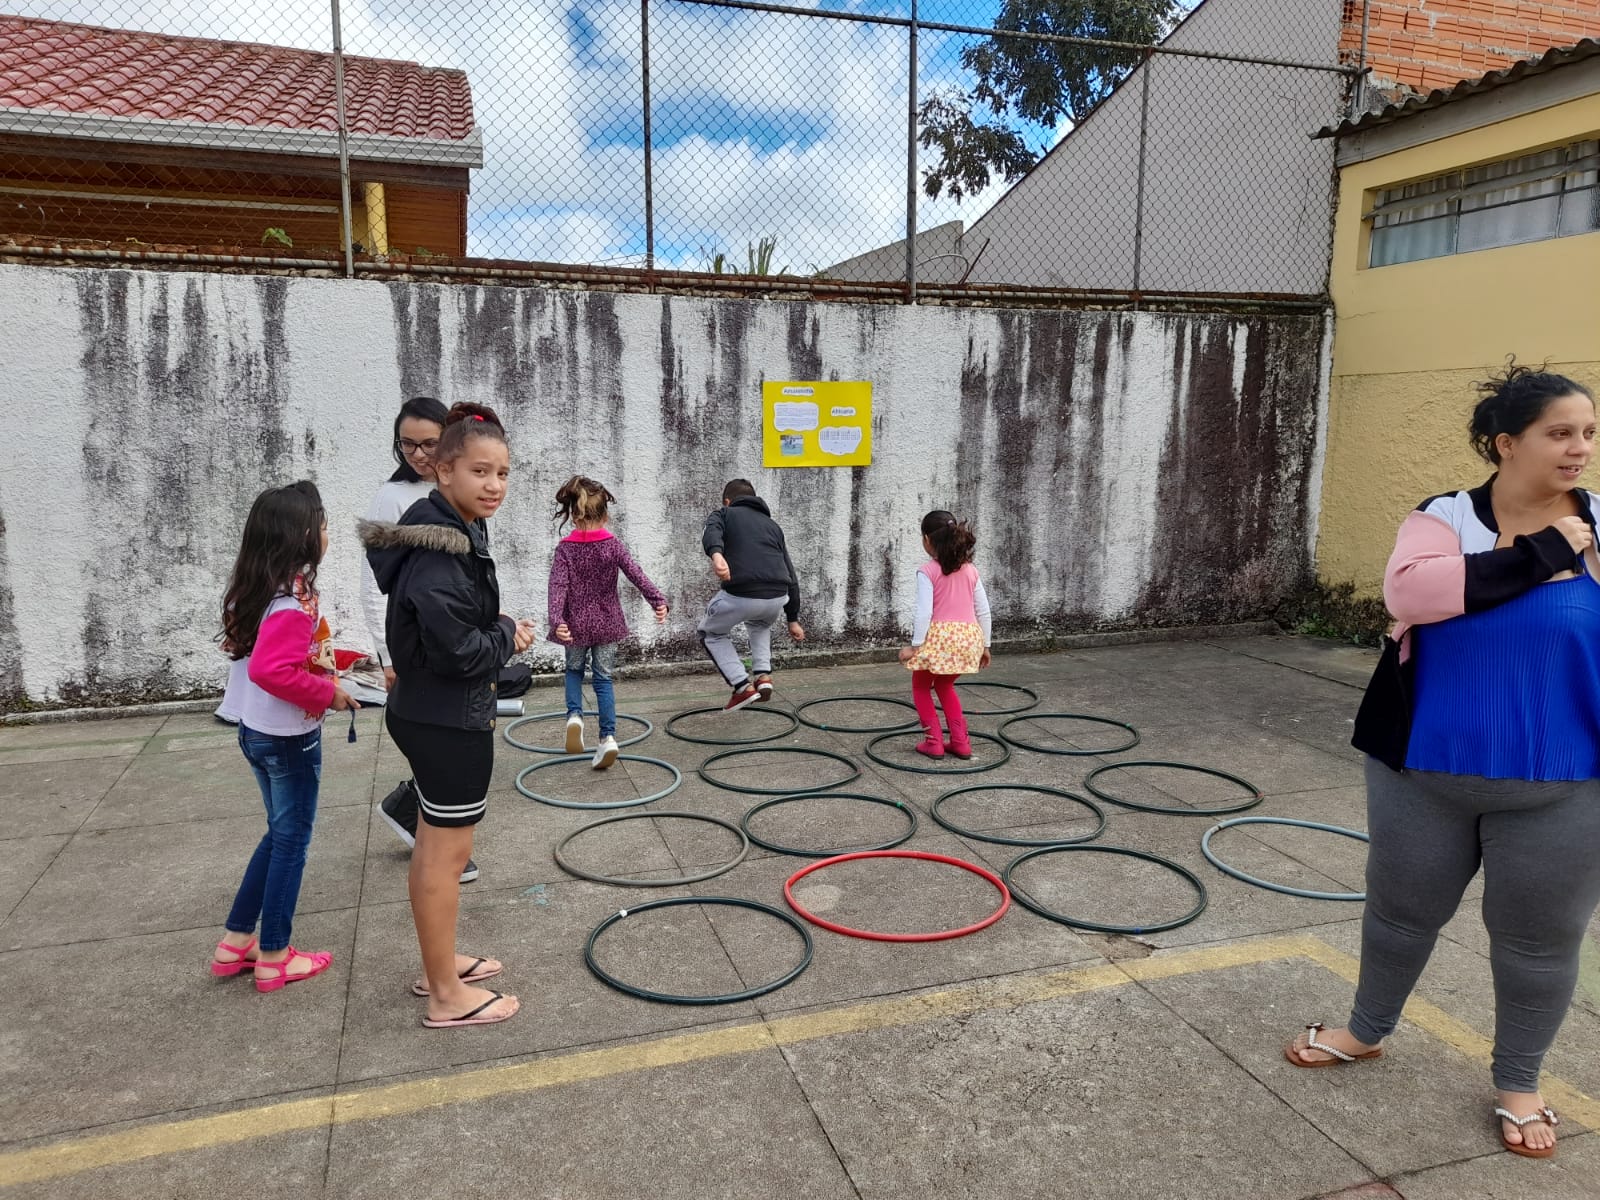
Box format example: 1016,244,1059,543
0,14,473,141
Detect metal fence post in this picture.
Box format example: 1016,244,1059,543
1130,48,1152,308
643,0,655,275
904,0,918,304
330,0,355,278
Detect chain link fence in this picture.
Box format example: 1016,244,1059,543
1,0,1358,299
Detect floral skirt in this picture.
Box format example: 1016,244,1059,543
904,621,984,675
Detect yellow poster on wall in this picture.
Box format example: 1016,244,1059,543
762,380,872,467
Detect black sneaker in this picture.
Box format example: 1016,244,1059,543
378,780,419,848
459,857,480,884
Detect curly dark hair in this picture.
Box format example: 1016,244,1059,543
1469,358,1595,465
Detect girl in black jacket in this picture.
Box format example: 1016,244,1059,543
362,402,534,1028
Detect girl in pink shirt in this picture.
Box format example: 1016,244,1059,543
210,481,360,992
898,510,993,759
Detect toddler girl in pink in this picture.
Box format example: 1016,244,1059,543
897,509,992,759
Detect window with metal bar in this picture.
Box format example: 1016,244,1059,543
1367,139,1600,267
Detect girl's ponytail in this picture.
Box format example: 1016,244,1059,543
554,475,616,530
921,509,977,575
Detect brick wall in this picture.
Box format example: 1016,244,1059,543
1340,0,1600,94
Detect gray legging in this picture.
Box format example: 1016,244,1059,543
1350,759,1600,1091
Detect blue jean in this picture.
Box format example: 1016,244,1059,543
225,724,322,952
565,643,618,738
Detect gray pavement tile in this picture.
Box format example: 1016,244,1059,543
0,758,128,839
1085,724,1364,800
693,837,1101,1017
1208,635,1379,689
0,805,367,950
0,741,146,767
958,807,1363,951
1141,954,1524,1177
0,910,353,1144
782,978,1373,1200
323,1044,857,1200
0,717,165,749
83,745,375,831
1389,1130,1600,1198
334,880,758,1085
0,835,68,924
0,1119,331,1200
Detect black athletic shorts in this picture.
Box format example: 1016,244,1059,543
385,710,493,828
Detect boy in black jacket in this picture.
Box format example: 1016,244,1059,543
700,478,806,710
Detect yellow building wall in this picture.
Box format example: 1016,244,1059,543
1318,90,1600,596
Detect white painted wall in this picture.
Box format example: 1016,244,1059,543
0,263,1328,706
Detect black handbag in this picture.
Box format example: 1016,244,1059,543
496,663,533,699
1350,634,1414,770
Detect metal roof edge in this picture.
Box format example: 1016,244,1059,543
1316,37,1600,139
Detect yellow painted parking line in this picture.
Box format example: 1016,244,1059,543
1,932,1593,1187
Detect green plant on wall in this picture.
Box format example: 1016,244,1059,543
703,236,788,275
261,227,293,249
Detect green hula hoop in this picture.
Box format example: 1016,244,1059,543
863,729,1011,775
1004,844,1209,934
697,746,861,795
515,754,682,809
554,812,750,886
740,792,919,857
503,710,653,754
665,705,798,746
793,695,921,734
1084,760,1263,816
585,896,813,1005
1201,817,1368,901
996,713,1139,756
931,784,1106,847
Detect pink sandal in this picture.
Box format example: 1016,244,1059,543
210,938,258,977
253,946,333,993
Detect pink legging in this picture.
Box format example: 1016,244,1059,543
911,671,969,745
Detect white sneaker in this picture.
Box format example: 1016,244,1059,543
565,714,585,754
591,735,619,770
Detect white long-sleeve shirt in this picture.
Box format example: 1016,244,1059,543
360,478,433,665
912,571,992,646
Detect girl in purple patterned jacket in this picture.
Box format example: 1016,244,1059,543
548,476,669,769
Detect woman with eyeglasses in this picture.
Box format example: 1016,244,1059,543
362,397,478,883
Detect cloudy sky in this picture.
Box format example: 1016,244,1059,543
19,0,1180,272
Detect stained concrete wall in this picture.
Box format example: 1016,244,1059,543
0,263,1329,707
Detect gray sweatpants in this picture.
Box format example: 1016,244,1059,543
1351,758,1600,1090
697,591,787,687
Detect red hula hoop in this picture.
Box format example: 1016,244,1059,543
783,850,1011,942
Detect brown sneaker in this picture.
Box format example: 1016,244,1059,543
754,675,773,702
725,684,760,712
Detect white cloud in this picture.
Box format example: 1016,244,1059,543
15,0,1017,276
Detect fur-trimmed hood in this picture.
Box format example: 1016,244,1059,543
357,519,472,556
360,491,487,597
